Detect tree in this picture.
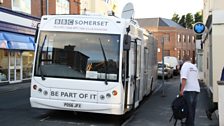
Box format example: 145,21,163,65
194,12,203,23
172,13,180,23
178,15,186,28
171,11,203,29
186,13,194,29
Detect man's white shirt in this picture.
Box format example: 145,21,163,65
181,61,200,92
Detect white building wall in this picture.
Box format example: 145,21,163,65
80,0,118,15
203,0,224,102
213,0,224,10
202,35,211,90
203,0,211,20
212,11,224,102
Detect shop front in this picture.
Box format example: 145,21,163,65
0,32,35,84
0,7,39,84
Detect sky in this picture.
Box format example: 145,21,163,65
117,0,203,19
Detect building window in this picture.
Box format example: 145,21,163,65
12,0,31,14
183,35,186,42
192,36,195,43
183,50,186,56
178,34,181,42
188,35,190,43
164,34,170,42
188,50,190,55
56,0,69,14
0,50,8,82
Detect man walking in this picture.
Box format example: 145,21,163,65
179,55,200,126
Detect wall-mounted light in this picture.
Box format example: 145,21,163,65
0,0,3,4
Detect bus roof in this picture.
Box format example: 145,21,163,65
39,15,131,34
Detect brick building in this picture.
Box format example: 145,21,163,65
0,0,80,84
137,18,196,63
0,0,80,17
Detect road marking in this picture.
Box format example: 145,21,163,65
40,117,86,125
121,115,134,126
40,116,50,122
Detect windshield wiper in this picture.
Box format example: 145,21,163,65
38,35,47,80
99,38,108,85
40,66,46,80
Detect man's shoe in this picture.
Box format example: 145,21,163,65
206,110,212,120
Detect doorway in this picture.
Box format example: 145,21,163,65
9,51,22,83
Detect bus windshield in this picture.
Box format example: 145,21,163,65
34,31,120,81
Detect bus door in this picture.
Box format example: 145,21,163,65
143,48,149,95
122,50,130,110
134,40,141,108
129,41,140,109
123,41,136,110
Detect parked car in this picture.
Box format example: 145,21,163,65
157,62,173,79
164,56,180,75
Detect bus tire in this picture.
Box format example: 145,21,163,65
150,78,154,93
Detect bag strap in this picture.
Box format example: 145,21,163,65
169,114,174,122
174,119,177,126
169,114,178,126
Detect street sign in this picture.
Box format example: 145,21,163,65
193,22,205,35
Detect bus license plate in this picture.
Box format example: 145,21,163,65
64,102,81,108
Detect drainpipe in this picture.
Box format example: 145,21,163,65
40,0,43,16
46,0,49,15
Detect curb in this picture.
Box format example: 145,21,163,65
0,82,30,94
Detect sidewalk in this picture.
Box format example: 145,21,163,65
0,82,30,94
125,76,219,126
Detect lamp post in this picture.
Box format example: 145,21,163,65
161,37,166,97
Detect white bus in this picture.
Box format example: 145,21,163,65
30,14,157,115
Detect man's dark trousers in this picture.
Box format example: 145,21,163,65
183,91,199,126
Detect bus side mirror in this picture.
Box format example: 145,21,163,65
123,35,131,50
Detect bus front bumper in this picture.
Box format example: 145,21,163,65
30,97,124,115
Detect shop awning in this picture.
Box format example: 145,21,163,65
0,33,5,40
0,32,35,50
0,33,9,49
